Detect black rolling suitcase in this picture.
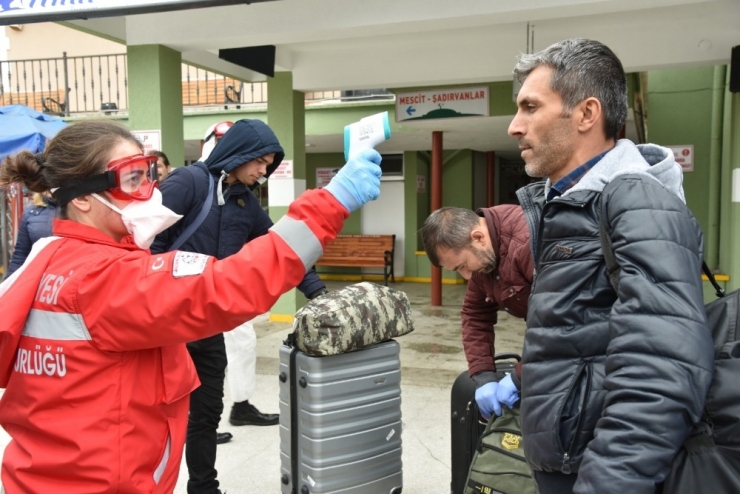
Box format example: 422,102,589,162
450,353,521,494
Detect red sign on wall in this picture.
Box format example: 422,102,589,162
666,145,694,172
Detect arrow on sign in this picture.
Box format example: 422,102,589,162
406,106,416,116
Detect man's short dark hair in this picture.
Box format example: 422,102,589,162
513,38,628,140
419,207,480,267
147,150,170,167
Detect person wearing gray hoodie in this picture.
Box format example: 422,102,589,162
504,38,713,494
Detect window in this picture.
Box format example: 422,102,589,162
380,154,403,176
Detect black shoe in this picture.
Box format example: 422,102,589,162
229,400,279,426
216,431,233,444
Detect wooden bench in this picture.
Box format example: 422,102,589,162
315,234,396,286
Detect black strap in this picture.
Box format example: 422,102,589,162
702,261,726,298
598,197,724,299
597,207,621,292
52,172,117,207
168,163,214,252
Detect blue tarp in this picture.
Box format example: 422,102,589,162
0,104,67,161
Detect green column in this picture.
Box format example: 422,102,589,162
724,88,740,292
403,151,420,280
127,45,184,168
267,72,307,321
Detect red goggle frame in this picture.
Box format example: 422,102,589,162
105,154,159,201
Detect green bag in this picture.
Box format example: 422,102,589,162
464,407,536,494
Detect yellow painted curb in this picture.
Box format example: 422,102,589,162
703,274,729,282
317,274,401,282
403,277,467,285
269,314,294,323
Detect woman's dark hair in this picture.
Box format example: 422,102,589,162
0,120,142,218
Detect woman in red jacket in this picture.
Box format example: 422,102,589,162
0,120,381,493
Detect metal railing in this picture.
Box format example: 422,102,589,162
0,52,127,116
0,52,394,115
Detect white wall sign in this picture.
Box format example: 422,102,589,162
666,145,694,172
416,175,426,193
316,167,338,188
270,160,293,180
733,168,740,203
395,86,489,122
131,130,161,154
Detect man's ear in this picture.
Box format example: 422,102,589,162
470,227,487,246
69,194,93,213
577,96,602,133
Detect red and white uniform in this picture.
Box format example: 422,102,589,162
0,189,347,494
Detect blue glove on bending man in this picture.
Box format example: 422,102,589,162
475,373,519,419
324,149,382,212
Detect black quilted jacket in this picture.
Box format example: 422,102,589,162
515,140,714,494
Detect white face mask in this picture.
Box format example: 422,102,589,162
92,188,182,249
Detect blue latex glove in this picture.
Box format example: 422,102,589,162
496,373,520,409
324,149,382,212
475,382,502,419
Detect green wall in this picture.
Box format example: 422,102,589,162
126,45,184,169
442,149,475,209
305,152,361,235
648,67,715,242
306,101,395,135
648,64,740,291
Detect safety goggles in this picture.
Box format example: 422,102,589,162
53,154,159,206
105,155,159,200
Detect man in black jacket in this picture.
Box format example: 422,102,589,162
508,38,714,494
151,119,328,494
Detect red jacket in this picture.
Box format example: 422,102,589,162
461,205,533,376
0,189,347,494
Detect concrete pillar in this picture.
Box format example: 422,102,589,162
431,131,443,306
723,88,740,292
403,151,421,279
267,71,307,321
126,45,184,167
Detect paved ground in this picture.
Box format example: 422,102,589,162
0,280,528,494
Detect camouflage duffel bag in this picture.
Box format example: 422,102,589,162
293,282,415,356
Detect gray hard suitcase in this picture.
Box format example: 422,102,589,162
279,338,403,494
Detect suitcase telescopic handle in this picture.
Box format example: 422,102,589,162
493,352,522,362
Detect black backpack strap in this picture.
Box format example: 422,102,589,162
168,162,214,252
598,196,620,292
702,261,726,298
